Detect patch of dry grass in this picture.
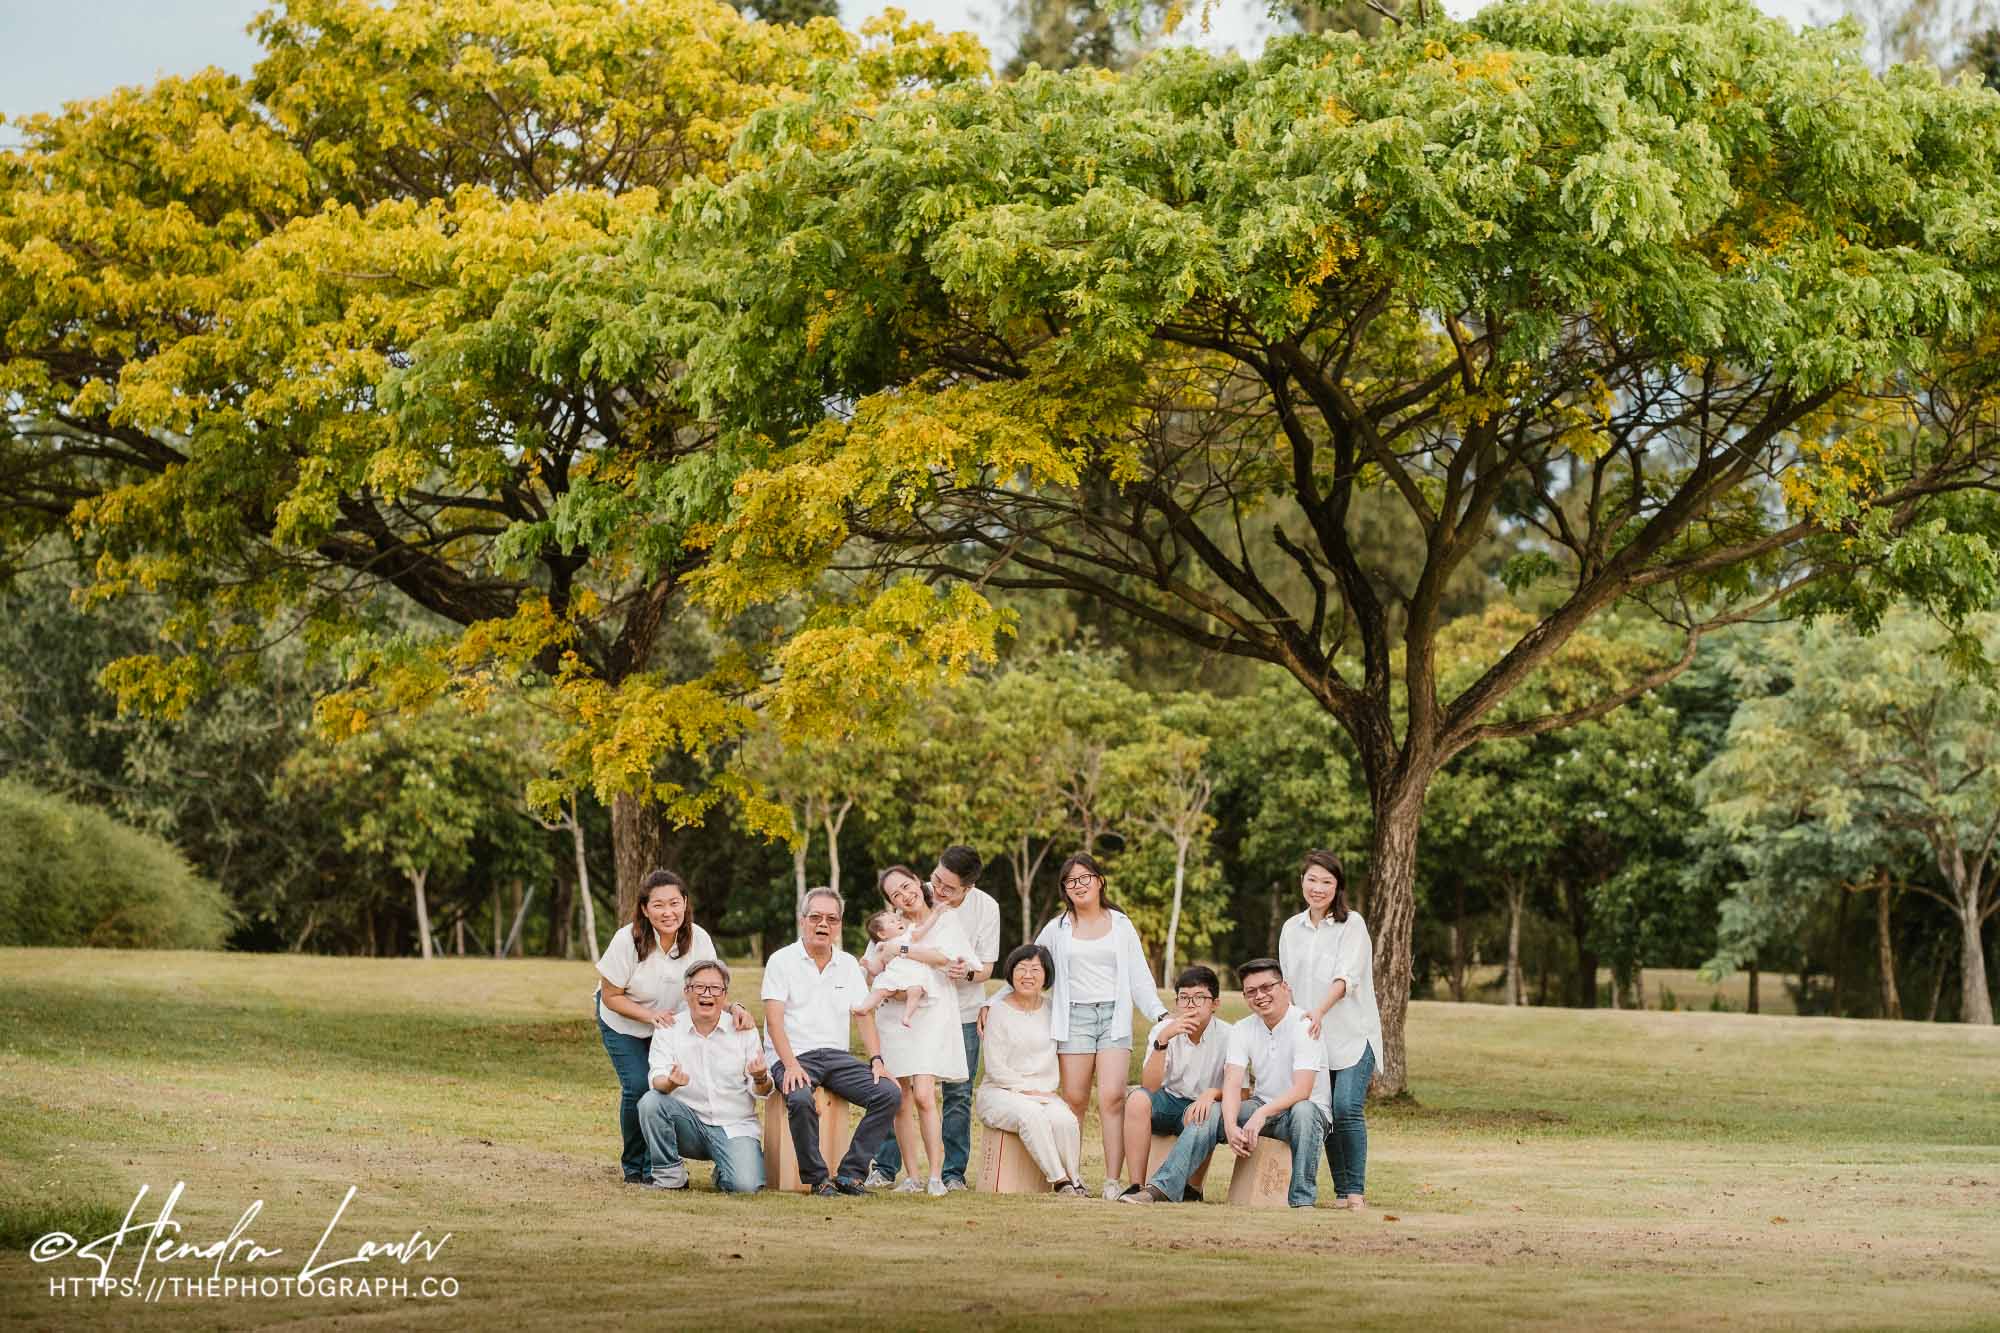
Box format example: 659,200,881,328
1,949,1995,1331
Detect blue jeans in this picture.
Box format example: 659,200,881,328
1324,1045,1373,1198
1148,1096,1326,1207
873,1020,980,1183
636,1091,765,1192
596,1007,653,1181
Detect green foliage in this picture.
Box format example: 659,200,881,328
0,780,232,948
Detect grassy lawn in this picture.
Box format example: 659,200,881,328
1,948,1995,1331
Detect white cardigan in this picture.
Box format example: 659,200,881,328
1013,909,1166,1042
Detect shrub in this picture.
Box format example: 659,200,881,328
0,780,232,948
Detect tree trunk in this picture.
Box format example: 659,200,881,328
1559,877,1595,1008
824,798,852,900
1926,943,1950,1021
1746,956,1759,1014
548,861,574,960
572,803,601,964
1958,900,1994,1025
508,880,525,958
1266,880,1282,957
364,905,377,958
454,916,466,956
1831,886,1849,1018
793,839,811,917
1504,878,1524,1007
1162,835,1189,988
1446,877,1467,1003
611,791,662,922
1365,789,1424,1097
1875,877,1902,1020
491,885,503,959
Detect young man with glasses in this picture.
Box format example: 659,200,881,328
762,888,903,1197
1122,958,1328,1208
1113,964,1231,1201
636,959,773,1192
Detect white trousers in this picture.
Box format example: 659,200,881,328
975,1086,1082,1183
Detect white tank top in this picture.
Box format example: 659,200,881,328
1067,928,1118,1003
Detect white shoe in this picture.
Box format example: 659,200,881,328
1101,1180,1125,1201
894,1177,923,1194
864,1168,895,1189
942,1177,968,1192
927,1177,948,1197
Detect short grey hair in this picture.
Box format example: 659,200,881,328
799,886,844,918
684,958,731,988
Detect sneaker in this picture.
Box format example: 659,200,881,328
1054,1180,1088,1198
942,1177,969,1192
812,1182,841,1198
894,1177,923,1194
1101,1180,1125,1201
832,1178,868,1197
927,1177,948,1197
1183,1186,1204,1204
1118,1182,1144,1199
864,1168,896,1189
1118,1184,1170,1205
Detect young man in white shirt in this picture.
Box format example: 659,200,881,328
761,887,902,1197
1122,958,1328,1208
868,845,999,1190
1114,963,1229,1201
637,959,773,1192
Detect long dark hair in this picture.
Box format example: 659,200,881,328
877,864,931,909
631,870,693,963
1054,852,1118,922
1301,849,1351,924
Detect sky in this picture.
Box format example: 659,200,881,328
2,0,1827,126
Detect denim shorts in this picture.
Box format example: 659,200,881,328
1057,1000,1131,1055
1146,1086,1193,1133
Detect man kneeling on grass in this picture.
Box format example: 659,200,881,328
1114,964,1230,1202
637,960,772,1193
1122,958,1326,1209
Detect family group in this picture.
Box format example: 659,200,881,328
593,847,1384,1209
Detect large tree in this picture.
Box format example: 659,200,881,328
658,0,2000,1090
0,0,987,915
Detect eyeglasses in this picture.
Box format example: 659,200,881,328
685,983,726,998
1174,992,1216,1007
803,912,840,927
1062,875,1096,890
1242,982,1283,1001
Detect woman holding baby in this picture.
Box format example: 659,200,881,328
859,865,971,1196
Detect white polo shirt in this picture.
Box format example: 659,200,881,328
648,1016,766,1139
594,923,717,1038
760,939,869,1062
1227,1004,1328,1103
1145,1015,1232,1102
938,885,1002,1014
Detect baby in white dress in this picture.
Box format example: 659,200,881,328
851,910,932,1027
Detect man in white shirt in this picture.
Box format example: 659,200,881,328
637,959,772,1192
1114,964,1230,1201
761,887,901,1198
868,845,999,1190
1122,957,1328,1208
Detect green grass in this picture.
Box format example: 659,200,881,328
1,948,1996,1331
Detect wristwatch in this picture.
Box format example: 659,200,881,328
898,943,909,956
1152,1039,1171,1052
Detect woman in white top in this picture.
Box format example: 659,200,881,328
1278,849,1384,1210
975,944,1086,1196
1024,852,1167,1199
594,869,745,1185
860,865,971,1196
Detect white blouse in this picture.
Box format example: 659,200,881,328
1279,908,1383,1074
594,923,717,1039
981,996,1061,1094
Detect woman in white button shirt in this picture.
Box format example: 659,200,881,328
1278,850,1384,1210
974,944,1087,1196
1029,852,1168,1199
594,870,745,1185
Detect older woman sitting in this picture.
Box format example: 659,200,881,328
974,945,1086,1197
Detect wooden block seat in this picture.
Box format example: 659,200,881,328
975,1127,1053,1194
762,1087,852,1193
1225,1135,1296,1208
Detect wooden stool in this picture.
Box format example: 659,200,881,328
975,1128,1052,1194
1225,1136,1296,1208
1146,1130,1219,1188
763,1087,852,1192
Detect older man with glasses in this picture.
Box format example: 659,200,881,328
636,959,773,1193
1122,958,1328,1208
1113,964,1231,1201
761,887,902,1197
